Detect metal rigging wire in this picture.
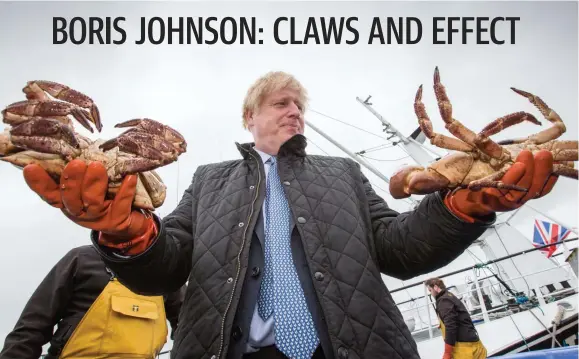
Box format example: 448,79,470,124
308,108,409,161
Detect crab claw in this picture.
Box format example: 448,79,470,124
98,129,183,175
114,118,187,154
2,98,98,134
390,165,451,199
22,81,102,132
98,118,186,173
9,118,81,159
100,131,175,161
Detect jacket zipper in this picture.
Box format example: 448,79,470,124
217,149,262,358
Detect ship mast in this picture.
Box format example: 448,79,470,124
355,95,441,167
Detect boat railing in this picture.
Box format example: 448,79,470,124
393,238,578,342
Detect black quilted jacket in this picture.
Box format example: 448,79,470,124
93,135,495,359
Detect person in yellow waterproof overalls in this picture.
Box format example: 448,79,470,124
425,278,488,359
0,245,186,359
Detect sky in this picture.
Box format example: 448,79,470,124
0,1,577,356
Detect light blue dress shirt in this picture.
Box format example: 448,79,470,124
245,147,276,353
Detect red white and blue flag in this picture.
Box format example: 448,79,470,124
533,219,571,258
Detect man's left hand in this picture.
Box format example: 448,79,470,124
444,150,558,223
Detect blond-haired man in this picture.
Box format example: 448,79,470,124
22,71,559,359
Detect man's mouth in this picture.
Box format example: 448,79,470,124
281,123,299,130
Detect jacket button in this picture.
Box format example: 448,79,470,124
251,266,260,277
297,217,306,224
232,326,242,341
338,347,348,358
283,181,290,186
314,272,324,281
210,356,216,359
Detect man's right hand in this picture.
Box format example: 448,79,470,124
23,159,156,252
442,343,454,359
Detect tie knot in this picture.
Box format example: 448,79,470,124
267,156,277,165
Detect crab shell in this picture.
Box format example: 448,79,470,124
0,131,167,210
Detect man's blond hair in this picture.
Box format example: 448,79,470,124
241,71,308,129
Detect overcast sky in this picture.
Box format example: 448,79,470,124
0,1,577,355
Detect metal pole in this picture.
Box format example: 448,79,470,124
423,284,434,339
472,269,491,323
356,96,409,144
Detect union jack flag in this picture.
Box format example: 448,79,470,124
533,220,571,258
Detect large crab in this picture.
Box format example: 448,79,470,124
0,80,187,210
389,67,578,199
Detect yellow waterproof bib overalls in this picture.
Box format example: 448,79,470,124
438,317,488,359
58,271,168,359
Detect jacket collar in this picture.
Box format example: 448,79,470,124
235,134,308,160
434,289,447,300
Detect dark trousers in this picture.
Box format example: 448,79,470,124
243,345,325,359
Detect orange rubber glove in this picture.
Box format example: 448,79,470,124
442,343,454,359
445,150,558,223
23,159,157,254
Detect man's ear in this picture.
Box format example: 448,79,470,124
245,110,254,129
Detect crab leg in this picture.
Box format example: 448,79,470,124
113,157,166,177
551,149,578,161
554,161,575,168
414,85,474,152
432,67,506,160
524,140,578,161
23,81,102,132
99,130,179,161
477,112,541,138
467,164,528,192
498,88,566,145
433,67,478,144
553,164,578,179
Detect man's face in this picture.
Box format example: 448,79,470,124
246,88,305,154
427,285,439,297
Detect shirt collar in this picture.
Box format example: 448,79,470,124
253,147,273,165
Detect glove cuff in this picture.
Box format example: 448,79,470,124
444,343,454,353
124,217,159,255
98,216,158,255
444,191,477,223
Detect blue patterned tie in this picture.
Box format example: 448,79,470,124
257,156,319,359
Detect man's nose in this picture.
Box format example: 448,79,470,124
287,102,301,118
